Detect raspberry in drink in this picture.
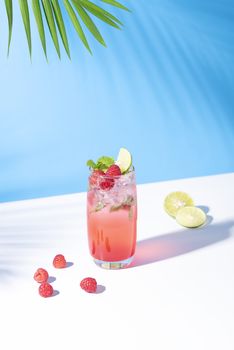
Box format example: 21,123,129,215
86,149,137,269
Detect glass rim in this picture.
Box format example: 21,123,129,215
88,166,135,180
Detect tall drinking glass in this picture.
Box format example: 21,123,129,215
87,169,137,269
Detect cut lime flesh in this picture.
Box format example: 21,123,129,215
116,148,132,173
164,191,194,217
176,206,206,228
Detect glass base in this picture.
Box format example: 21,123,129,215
94,256,133,270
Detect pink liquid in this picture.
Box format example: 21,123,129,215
87,201,137,262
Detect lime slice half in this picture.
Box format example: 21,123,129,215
176,206,206,228
164,191,194,217
116,148,132,173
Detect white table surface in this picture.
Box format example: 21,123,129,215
0,173,234,350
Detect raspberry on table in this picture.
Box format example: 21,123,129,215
53,254,67,268
80,277,97,293
39,282,54,298
33,268,49,283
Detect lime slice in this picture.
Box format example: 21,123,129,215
164,191,194,217
116,148,132,173
176,206,206,228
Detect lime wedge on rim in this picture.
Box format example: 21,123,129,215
164,191,194,217
176,206,206,228
116,148,132,173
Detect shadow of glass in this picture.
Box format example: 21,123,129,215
130,220,234,268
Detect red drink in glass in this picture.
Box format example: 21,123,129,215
87,170,137,269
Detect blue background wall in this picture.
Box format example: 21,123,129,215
0,0,234,202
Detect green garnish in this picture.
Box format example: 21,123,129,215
86,159,97,169
95,202,105,212
86,156,114,171
116,148,132,174
110,203,122,212
128,206,133,220
110,195,135,212
89,202,105,213
97,156,114,170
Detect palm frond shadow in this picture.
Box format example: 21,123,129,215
0,225,57,281
0,198,84,281
130,220,234,268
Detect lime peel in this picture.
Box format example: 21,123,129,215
164,191,194,218
116,147,132,174
176,206,206,228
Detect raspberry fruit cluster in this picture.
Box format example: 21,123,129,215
33,254,98,297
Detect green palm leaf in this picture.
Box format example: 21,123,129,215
80,0,123,28
5,0,13,55
72,0,106,46
18,0,32,55
32,0,47,58
101,0,130,12
42,0,60,58
51,0,71,58
3,0,130,58
63,0,92,54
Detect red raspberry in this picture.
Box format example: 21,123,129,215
89,170,105,187
99,165,121,191
53,254,67,268
80,277,97,293
33,268,49,283
39,282,54,298
106,164,121,177
100,178,114,191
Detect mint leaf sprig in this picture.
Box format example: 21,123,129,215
86,159,97,169
87,156,114,172
110,195,135,212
